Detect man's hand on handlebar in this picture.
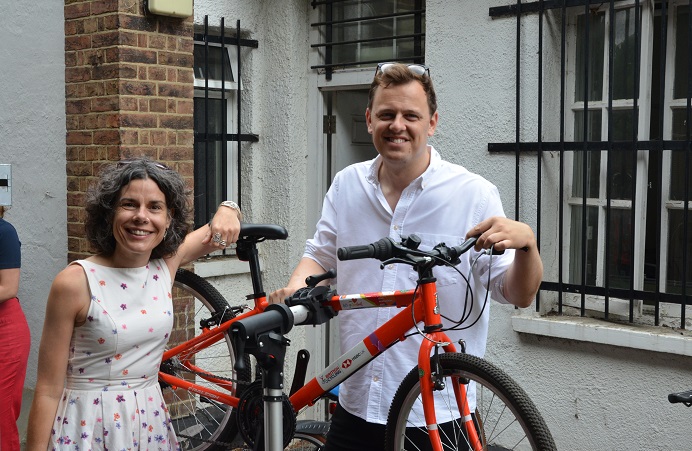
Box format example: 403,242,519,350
269,257,329,304
269,285,301,304
466,216,536,254
467,216,543,308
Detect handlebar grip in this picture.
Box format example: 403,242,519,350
338,237,393,261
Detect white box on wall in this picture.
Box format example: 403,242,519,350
146,0,193,18
0,165,11,206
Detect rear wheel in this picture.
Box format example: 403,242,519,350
385,353,556,450
161,268,252,450
287,432,327,450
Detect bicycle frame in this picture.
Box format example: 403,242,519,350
290,283,482,451
159,228,484,451
161,286,482,451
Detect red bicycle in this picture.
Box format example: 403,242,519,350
161,224,556,450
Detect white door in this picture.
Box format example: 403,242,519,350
319,89,377,415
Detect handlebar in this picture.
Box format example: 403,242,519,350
337,235,479,265
669,390,692,406
234,234,491,373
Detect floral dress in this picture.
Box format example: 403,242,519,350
49,259,180,451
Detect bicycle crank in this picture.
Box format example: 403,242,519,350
236,380,296,449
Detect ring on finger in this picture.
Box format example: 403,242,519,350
219,240,227,246
212,232,222,243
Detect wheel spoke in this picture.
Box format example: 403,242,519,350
160,269,251,450
385,353,556,451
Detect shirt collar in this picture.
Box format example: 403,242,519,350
366,145,441,189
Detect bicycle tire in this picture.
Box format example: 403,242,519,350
287,432,327,450
161,268,252,451
231,432,325,451
385,353,556,451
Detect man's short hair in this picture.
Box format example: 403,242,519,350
367,63,437,116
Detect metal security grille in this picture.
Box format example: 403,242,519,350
489,0,691,327
193,17,258,228
310,0,426,79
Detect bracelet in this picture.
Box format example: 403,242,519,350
219,200,243,220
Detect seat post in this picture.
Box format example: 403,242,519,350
236,240,264,295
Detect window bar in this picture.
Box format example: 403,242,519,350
492,0,643,17
536,0,544,312
221,18,228,211
326,93,334,184
310,0,348,6
682,0,692,327
311,33,425,49
656,1,669,323
515,0,522,223
628,0,642,323
236,19,243,208
558,0,567,314
605,0,615,321
312,56,425,71
325,1,333,80
204,16,212,226
312,9,423,27
580,0,590,317
414,0,423,63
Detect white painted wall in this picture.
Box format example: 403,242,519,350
0,0,66,387
0,1,66,443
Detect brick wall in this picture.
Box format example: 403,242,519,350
64,0,194,261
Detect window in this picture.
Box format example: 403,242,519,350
488,0,691,329
662,3,692,295
310,0,426,77
563,1,691,324
563,2,653,316
193,39,239,228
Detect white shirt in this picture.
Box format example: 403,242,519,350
304,146,515,424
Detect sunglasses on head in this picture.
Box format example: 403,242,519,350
375,62,430,77
117,159,171,171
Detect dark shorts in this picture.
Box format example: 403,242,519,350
324,403,470,451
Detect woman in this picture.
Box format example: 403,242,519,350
0,205,31,451
27,158,242,450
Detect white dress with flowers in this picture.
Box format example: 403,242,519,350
49,259,180,451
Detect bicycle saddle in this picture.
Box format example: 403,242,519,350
238,223,288,241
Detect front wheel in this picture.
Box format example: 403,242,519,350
385,353,556,451
161,269,252,450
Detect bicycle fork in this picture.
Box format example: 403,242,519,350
418,337,483,451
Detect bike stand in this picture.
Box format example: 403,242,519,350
232,303,297,451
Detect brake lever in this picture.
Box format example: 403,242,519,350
380,255,426,269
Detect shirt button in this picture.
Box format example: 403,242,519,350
393,225,399,230
373,376,380,382
387,264,394,269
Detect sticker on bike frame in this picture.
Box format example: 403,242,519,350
316,342,372,390
337,289,415,310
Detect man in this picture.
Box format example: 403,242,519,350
270,62,543,450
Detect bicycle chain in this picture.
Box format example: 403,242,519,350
161,361,247,449
161,304,249,385
161,357,242,384
161,305,252,449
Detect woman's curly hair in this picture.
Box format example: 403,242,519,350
84,158,193,259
